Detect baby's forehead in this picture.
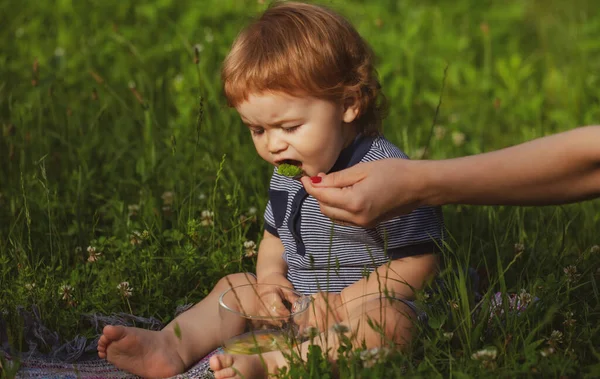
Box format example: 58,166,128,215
237,92,310,122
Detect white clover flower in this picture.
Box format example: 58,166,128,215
54,47,65,57
549,330,563,345
563,265,580,283
198,193,207,200
591,245,599,254
563,311,576,327
443,332,454,340
434,125,446,140
201,210,214,226
130,231,143,246
514,243,525,254
471,346,498,361
117,282,133,298
359,347,389,368
161,191,174,206
517,289,532,309
24,283,36,291
243,240,257,258
540,347,555,357
451,131,466,147
128,204,140,217
248,206,257,215
87,247,102,262
59,284,74,301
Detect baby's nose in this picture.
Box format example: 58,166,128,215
267,133,287,154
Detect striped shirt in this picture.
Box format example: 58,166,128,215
264,134,444,295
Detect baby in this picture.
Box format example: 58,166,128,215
98,2,444,378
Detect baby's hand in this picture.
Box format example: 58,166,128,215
256,274,298,320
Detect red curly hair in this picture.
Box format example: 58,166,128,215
221,1,387,136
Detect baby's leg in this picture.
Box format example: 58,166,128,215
210,296,416,379
98,272,256,378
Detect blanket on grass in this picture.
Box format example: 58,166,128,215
0,305,220,379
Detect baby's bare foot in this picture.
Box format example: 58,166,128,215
209,350,286,379
98,325,185,378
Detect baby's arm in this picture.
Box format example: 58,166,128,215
256,230,293,288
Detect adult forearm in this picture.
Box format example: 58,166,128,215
422,126,600,207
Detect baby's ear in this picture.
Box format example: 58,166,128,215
342,93,360,124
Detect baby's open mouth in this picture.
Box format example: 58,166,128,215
277,159,302,167
276,160,304,178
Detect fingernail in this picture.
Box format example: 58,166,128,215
310,176,322,184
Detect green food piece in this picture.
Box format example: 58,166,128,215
278,163,303,177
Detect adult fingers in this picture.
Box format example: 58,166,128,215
313,164,368,188
302,179,360,212
314,198,379,227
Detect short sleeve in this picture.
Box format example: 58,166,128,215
376,205,444,259
263,200,278,237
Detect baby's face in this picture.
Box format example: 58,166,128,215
236,92,358,177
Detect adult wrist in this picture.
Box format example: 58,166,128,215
403,159,437,207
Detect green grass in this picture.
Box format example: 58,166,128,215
1,0,600,377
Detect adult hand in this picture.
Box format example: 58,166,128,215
301,159,429,228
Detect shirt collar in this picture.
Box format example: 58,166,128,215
328,134,375,174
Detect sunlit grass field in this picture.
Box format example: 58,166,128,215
1,0,600,377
